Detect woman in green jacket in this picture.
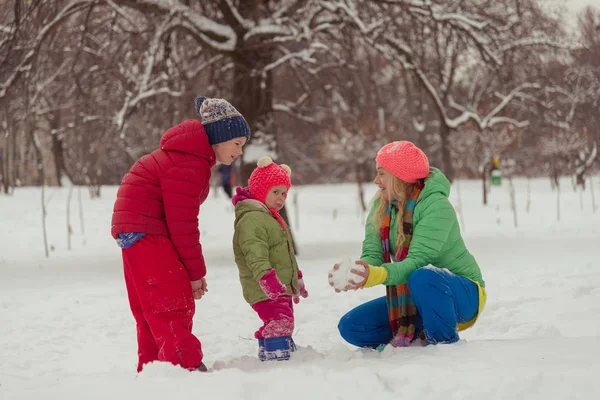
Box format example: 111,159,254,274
232,157,308,361
330,141,486,348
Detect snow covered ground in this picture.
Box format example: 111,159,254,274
1,176,600,399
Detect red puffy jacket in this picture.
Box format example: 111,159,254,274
111,120,216,281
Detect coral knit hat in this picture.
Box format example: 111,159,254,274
376,141,430,183
248,156,292,203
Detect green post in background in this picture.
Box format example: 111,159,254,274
491,157,502,186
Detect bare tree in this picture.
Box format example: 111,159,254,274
0,0,597,193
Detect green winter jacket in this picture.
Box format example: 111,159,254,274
233,199,299,305
361,167,485,287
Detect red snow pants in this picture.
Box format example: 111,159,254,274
251,296,295,339
122,234,203,372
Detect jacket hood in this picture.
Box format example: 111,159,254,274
234,199,270,221
160,119,216,165
419,167,450,200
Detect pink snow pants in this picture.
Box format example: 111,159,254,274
122,235,203,372
251,296,295,339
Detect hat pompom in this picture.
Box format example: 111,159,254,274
194,96,207,114
280,164,291,176
257,156,273,168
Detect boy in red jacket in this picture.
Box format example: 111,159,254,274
111,96,250,372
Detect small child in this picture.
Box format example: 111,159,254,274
231,156,308,361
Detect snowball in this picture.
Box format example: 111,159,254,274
328,257,366,291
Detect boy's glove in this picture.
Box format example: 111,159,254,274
293,270,309,304
259,269,287,300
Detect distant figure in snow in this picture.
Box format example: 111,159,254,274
328,141,486,349
111,96,250,372
231,156,308,361
218,163,233,198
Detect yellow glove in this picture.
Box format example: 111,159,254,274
363,265,388,288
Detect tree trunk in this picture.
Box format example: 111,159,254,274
232,50,273,142
88,182,101,198
41,183,49,258
576,172,586,190
11,121,18,189
0,147,6,194
439,122,455,182
0,138,8,194
25,111,49,257
51,133,68,186
66,185,74,250
226,10,291,248
78,186,86,244
1,107,15,194
356,162,367,213
482,164,489,206
591,174,597,212
230,30,295,252
229,11,275,185
508,176,518,228
550,164,560,190
556,183,561,222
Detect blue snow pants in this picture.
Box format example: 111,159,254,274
337,267,479,347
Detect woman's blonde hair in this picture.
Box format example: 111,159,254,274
371,174,415,253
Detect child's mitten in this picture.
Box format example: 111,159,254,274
232,186,252,206
259,269,287,300
293,270,309,304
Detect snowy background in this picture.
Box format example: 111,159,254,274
1,177,599,399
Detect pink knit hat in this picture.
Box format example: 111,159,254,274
248,156,292,203
376,141,430,183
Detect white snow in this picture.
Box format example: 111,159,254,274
1,176,600,399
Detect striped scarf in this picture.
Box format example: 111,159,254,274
382,180,424,347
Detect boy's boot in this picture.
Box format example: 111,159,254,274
264,336,292,361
